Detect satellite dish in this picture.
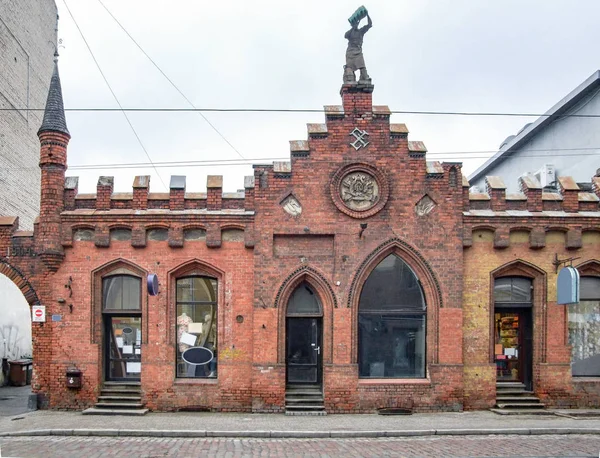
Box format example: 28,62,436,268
147,274,159,296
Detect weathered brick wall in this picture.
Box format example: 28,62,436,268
0,0,57,230
463,173,600,409
40,232,254,410
251,85,465,412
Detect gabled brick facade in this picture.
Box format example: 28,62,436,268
1,71,599,412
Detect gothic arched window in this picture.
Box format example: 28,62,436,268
358,254,426,378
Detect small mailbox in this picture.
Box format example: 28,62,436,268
66,367,82,389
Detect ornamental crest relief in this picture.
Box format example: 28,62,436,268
340,172,379,211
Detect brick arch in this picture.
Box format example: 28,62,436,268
348,238,443,364
0,261,39,305
275,265,336,364
576,259,600,277
489,259,548,364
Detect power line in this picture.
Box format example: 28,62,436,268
96,0,245,160
65,150,600,171
60,0,168,191
4,106,600,118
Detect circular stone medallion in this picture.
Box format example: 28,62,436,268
340,172,379,211
330,163,389,219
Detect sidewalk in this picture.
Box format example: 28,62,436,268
1,408,600,439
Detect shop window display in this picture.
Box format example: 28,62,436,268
358,254,426,378
569,276,600,376
176,276,218,378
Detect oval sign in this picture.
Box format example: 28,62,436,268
182,347,214,366
147,274,159,296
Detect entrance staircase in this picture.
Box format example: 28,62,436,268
490,382,547,415
285,384,326,415
82,381,148,416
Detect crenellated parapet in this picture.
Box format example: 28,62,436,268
63,174,253,212
463,173,600,249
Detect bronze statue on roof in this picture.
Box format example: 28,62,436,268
344,6,372,85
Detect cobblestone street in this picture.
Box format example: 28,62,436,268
2,435,600,458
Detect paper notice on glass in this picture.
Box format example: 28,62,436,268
136,329,141,340
123,345,133,354
127,362,141,373
180,332,197,346
504,348,516,356
116,337,124,348
494,344,503,355
135,348,141,355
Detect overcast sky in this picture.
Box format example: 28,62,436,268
54,0,600,193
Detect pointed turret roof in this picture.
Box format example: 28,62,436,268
38,55,70,137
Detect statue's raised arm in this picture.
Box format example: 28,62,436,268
343,6,372,85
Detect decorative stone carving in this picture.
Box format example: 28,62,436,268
341,172,379,211
415,195,436,216
330,163,389,219
281,194,302,216
350,127,370,150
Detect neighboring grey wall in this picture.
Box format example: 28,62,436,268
0,273,32,360
0,0,58,230
471,88,600,193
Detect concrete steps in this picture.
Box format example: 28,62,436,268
285,384,326,416
491,382,549,415
83,382,148,416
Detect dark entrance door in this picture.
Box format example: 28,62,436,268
494,308,533,390
286,317,322,385
105,316,142,381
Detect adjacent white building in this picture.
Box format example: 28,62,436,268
0,0,58,230
0,0,58,363
469,71,600,192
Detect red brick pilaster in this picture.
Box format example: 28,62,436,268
558,176,580,213
96,176,113,211
207,175,222,211
485,176,507,211
133,176,150,210
519,175,542,212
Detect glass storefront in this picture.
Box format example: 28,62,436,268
569,276,600,376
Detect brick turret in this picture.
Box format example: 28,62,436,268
37,57,70,271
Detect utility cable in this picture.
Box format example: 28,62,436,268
97,0,245,159
65,150,600,171
4,106,600,118
60,0,168,191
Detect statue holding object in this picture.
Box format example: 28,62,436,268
344,6,372,85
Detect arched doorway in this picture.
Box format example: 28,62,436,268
286,282,323,386
0,273,32,361
493,277,533,390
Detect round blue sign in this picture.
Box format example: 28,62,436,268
147,274,159,296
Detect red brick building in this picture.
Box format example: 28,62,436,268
1,62,600,413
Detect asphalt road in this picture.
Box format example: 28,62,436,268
1,434,600,457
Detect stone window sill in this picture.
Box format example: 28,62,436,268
358,378,431,386
173,378,218,385
572,377,600,383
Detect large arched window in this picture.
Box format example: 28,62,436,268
176,276,218,378
569,276,600,376
358,254,426,378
